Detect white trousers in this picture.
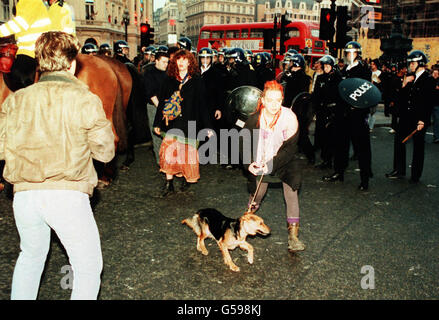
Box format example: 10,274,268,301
11,190,103,300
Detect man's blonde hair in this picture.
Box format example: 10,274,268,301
35,31,80,73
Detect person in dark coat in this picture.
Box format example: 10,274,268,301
224,47,257,91
313,55,343,169
143,51,170,165
385,50,436,183
153,49,214,196
252,52,275,91
282,53,313,164
240,80,305,253
323,41,372,191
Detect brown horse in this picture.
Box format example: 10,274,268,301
0,53,133,190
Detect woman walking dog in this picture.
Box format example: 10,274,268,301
241,80,305,253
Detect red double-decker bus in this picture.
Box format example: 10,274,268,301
197,21,327,67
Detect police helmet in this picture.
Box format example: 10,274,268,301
254,52,267,66
245,49,253,61
407,50,428,67
344,41,362,55
287,49,298,56
198,47,213,58
99,43,112,54
262,52,272,64
226,48,246,64
144,45,156,55
178,37,192,50
290,53,305,68
156,45,168,54
218,47,228,57
318,55,336,68
212,49,218,57
81,43,98,55
114,40,129,54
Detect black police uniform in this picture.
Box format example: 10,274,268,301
283,69,313,163
391,70,436,181
225,62,257,91
283,69,310,108
254,64,275,91
313,69,343,167
114,53,132,64
329,60,372,189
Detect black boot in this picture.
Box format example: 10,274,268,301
161,179,175,197
179,179,191,192
322,172,344,182
358,181,369,191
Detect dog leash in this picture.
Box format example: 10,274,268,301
246,173,265,213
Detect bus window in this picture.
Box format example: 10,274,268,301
241,29,249,38
287,28,300,38
211,31,224,39
311,29,319,38
200,30,210,39
250,29,264,38
314,40,324,48
226,30,240,38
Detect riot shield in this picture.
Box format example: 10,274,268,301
290,92,314,128
225,85,262,128
338,78,382,109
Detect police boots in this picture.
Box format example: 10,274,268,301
287,223,306,253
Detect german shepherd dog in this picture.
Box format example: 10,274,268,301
182,208,270,272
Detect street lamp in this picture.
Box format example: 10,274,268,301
122,9,130,42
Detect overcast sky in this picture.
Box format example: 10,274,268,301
154,0,166,11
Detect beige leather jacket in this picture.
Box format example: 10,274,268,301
0,71,115,195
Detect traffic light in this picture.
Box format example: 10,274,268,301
336,6,353,49
279,14,291,55
140,23,154,47
319,8,336,41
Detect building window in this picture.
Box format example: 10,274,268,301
226,30,239,38
86,1,96,21
221,16,224,24
226,16,230,24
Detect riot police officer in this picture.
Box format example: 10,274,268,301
323,41,372,191
224,47,257,91
99,43,112,56
245,50,253,64
177,37,192,51
282,53,313,163
313,55,342,169
253,52,275,91
198,47,224,122
81,43,98,55
282,53,310,107
114,40,131,64
385,50,436,183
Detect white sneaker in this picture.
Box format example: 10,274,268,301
389,129,395,134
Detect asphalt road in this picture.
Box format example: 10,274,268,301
0,111,438,300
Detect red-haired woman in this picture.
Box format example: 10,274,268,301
242,80,305,252
153,49,213,196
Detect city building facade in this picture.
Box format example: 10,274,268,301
157,0,186,46
185,0,256,48
70,0,153,59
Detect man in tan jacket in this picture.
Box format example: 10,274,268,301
0,31,115,299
